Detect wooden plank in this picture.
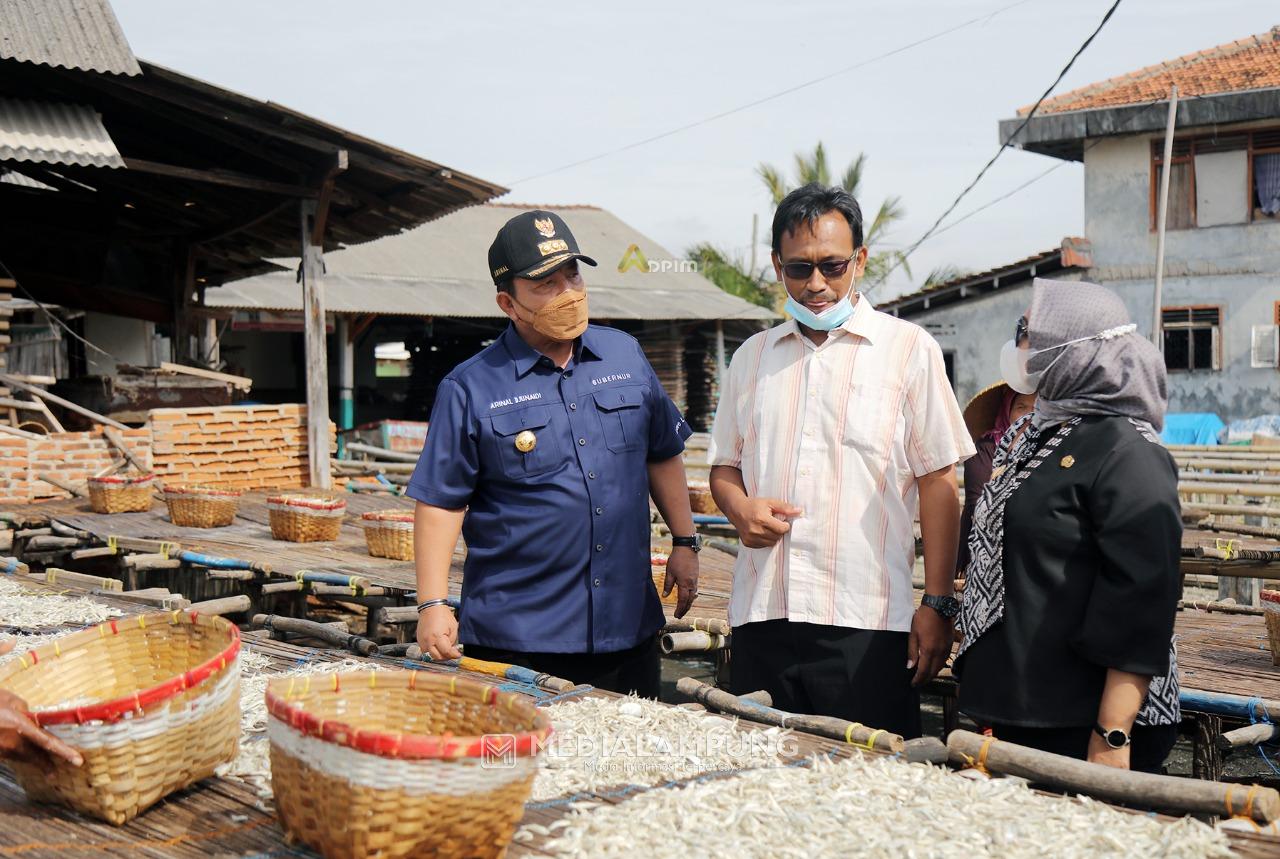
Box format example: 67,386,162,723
103,427,147,472
0,422,41,440
157,361,252,392
0,374,128,430
36,473,85,497
121,157,319,198
26,397,63,433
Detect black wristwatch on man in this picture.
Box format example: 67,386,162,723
672,534,702,553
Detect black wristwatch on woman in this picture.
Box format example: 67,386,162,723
1094,723,1131,749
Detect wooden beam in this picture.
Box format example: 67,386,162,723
0,423,42,440
0,375,128,430
300,201,332,490
310,150,349,247
158,361,252,392
122,157,319,198
26,398,64,433
102,428,147,473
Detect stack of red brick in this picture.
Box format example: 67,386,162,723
149,404,334,491
0,404,334,505
0,428,151,505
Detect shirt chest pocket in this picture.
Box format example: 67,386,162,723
593,386,647,453
842,383,902,463
489,405,564,478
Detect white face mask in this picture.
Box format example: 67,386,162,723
1000,324,1138,395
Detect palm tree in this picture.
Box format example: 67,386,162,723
757,143,910,282
686,243,780,309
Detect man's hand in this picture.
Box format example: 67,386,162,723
725,497,802,549
416,604,461,661
907,604,953,687
663,546,699,619
1086,731,1131,769
0,689,82,767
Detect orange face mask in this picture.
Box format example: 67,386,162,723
514,289,588,342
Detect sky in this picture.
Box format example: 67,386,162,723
112,0,1270,300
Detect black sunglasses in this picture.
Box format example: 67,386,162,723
1015,316,1029,345
781,253,857,282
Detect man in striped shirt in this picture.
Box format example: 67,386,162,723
708,183,974,738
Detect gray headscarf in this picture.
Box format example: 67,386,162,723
1027,279,1168,432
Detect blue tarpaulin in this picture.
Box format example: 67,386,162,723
1161,413,1224,446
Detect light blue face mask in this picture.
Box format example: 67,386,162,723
784,292,855,331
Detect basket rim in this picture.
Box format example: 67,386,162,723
0,611,241,727
267,494,346,511
163,484,244,498
1263,589,1280,605
265,670,553,760
360,510,413,523
88,473,156,486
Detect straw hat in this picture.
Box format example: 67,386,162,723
962,381,1011,443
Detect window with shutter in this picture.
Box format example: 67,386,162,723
1252,325,1280,369
1161,306,1222,372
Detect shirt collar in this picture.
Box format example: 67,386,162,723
502,324,604,378
768,292,879,348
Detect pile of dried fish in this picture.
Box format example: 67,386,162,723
216,656,389,801
520,754,1231,858
532,696,789,801
0,579,121,630
0,630,74,665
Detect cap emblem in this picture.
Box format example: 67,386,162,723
533,217,556,238
537,239,569,257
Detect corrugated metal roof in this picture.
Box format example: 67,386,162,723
0,168,56,190
0,0,141,75
0,97,123,167
207,204,777,322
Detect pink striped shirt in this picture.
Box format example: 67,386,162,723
708,294,974,632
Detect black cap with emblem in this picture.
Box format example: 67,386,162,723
488,210,598,287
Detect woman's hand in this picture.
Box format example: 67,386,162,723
1087,730,1131,769
0,689,83,766
415,604,461,661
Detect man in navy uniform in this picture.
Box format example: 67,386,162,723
408,210,700,697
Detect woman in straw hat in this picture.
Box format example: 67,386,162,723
954,279,1181,773
957,383,1036,575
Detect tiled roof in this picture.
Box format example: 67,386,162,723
1022,25,1280,116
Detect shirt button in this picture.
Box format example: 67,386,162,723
804,429,814,437
569,402,577,410
595,507,603,515
595,544,603,552
800,467,811,476
809,388,817,397
578,438,587,446
593,578,601,587
588,471,596,479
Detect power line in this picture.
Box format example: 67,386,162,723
867,0,1125,291
506,0,1041,186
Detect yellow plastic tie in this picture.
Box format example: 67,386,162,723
1215,538,1240,561
137,615,147,630
158,541,175,559
53,641,61,658
17,655,29,670
863,729,886,751
368,672,377,689
107,536,117,552
843,722,864,744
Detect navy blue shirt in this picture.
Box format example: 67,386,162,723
406,324,691,653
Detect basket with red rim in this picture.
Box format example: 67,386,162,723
267,670,552,859
0,610,241,825
86,473,156,514
267,493,347,542
162,483,243,528
361,509,415,561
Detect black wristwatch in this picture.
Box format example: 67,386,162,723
1094,724,1131,749
920,593,960,620
671,534,703,553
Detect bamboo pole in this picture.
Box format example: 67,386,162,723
663,617,733,636
1151,85,1178,349
1179,483,1280,498
0,374,128,429
251,613,377,657
947,729,1278,823
35,473,86,497
661,630,729,654
188,595,252,616
42,568,122,592
676,677,904,753
344,441,420,463
102,428,147,473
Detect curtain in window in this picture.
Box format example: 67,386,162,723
1256,152,1280,216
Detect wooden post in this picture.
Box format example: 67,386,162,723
1151,84,1178,350
202,317,220,368
337,314,354,458
301,201,332,490
1192,712,1225,781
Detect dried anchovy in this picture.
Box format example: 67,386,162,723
526,755,1232,858
0,630,75,665
532,696,789,802
0,579,121,629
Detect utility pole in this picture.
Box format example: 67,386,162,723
1152,84,1179,350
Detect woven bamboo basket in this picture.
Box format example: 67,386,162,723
87,473,156,514
268,670,552,859
361,510,415,561
163,484,243,528
1264,590,1280,667
0,610,240,825
267,494,347,542
651,552,677,605
688,482,721,516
